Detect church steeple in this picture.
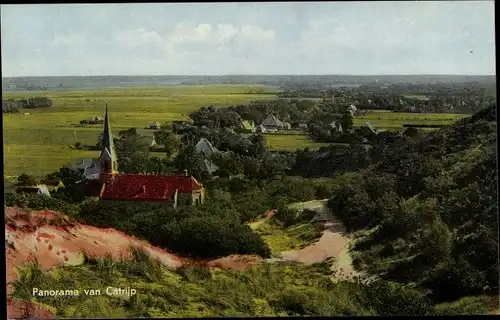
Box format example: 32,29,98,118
99,103,118,182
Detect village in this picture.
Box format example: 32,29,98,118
13,101,388,204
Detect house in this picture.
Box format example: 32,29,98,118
64,158,101,180
329,121,343,134
150,135,158,148
241,120,256,133
194,138,219,157
88,116,104,124
16,184,51,197
203,159,219,175
261,114,284,130
88,104,205,207
297,123,308,130
147,121,161,129
194,138,220,175
256,124,268,133
359,121,378,137
282,122,292,130
347,104,357,116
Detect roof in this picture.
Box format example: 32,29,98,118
100,104,118,170
203,159,219,174
100,174,203,201
363,121,376,132
65,158,95,170
16,185,51,197
195,138,219,155
261,114,284,127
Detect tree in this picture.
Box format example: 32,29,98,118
154,129,181,158
340,112,354,130
17,174,37,186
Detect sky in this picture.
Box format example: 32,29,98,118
1,2,496,77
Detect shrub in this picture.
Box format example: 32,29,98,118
162,215,271,259
17,173,37,186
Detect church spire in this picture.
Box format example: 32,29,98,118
100,103,118,176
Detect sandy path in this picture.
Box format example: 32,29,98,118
279,199,361,281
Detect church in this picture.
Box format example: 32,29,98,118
87,104,205,208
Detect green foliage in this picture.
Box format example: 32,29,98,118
325,105,498,303
154,128,181,158
77,200,270,260
360,280,434,316
17,173,37,186
163,215,271,259
434,296,496,315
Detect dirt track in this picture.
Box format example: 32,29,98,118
279,199,361,281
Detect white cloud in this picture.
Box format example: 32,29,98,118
115,28,164,47
240,25,275,42
52,33,89,46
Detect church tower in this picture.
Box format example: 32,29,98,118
99,103,118,184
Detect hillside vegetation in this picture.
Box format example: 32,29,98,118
327,104,498,303
10,247,497,318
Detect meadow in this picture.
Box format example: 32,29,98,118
3,85,279,177
354,111,469,129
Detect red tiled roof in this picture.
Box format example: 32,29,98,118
100,174,203,201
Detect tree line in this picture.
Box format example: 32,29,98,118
2,97,53,113
277,82,496,114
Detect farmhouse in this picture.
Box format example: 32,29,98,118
347,104,357,116
194,138,220,174
150,135,158,148
195,137,219,156
256,124,271,133
64,158,101,180
90,117,105,123
16,184,51,198
297,123,308,130
282,122,292,130
241,120,256,133
359,121,378,137
91,104,204,207
261,114,284,130
147,121,161,129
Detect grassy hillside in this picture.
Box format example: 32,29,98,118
327,104,498,304
10,247,497,318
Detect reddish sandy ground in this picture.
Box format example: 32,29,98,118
5,207,260,319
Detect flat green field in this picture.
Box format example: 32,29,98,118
354,112,469,129
265,135,331,151
3,85,278,177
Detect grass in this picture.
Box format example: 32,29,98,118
250,217,322,257
402,95,430,101
9,247,373,317
10,246,496,317
3,85,277,178
265,135,331,151
354,112,469,129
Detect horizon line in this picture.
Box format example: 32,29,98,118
2,73,496,78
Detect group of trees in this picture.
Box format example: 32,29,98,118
2,97,53,113
277,82,496,114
